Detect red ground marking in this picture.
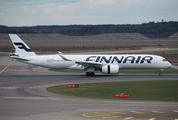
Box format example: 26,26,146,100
114,94,130,98
0,87,18,89
5,69,30,71
67,84,77,88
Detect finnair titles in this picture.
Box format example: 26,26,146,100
86,56,152,64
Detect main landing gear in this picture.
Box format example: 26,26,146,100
86,72,95,76
159,69,164,76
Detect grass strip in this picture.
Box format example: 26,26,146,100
47,80,178,101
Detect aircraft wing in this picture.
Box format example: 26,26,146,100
59,54,103,68
75,61,103,68
59,54,103,69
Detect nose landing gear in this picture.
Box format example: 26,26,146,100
159,69,164,76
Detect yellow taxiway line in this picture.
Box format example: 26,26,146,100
0,62,12,74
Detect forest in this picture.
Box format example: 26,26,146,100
0,21,178,38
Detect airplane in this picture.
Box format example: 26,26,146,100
9,34,172,76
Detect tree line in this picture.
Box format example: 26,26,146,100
0,21,178,38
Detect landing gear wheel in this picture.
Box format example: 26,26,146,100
159,72,162,76
159,69,163,76
91,72,95,76
86,72,90,76
86,72,95,76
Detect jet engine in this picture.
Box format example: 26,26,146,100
101,64,119,74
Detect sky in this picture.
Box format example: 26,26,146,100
0,0,178,26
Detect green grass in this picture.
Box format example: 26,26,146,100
0,53,8,56
47,80,178,101
49,68,178,74
132,50,178,54
1,37,178,48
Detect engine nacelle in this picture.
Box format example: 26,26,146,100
102,64,119,74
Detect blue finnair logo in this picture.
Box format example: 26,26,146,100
86,56,153,64
14,43,32,52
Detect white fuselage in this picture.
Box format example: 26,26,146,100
14,54,172,70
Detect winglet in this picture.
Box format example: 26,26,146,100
58,52,71,61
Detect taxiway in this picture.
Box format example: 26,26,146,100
0,56,178,120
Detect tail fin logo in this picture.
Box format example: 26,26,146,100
14,43,32,52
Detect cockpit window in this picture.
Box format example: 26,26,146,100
163,59,167,61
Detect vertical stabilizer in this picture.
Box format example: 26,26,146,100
9,34,36,57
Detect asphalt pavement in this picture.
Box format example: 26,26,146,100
0,54,178,120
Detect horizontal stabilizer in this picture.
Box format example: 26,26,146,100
10,56,30,61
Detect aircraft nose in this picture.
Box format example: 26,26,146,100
167,62,172,67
